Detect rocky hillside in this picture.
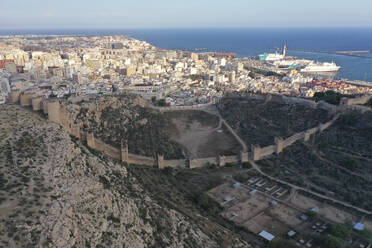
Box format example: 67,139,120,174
219,97,331,146
259,111,372,211
67,94,184,159
0,105,253,248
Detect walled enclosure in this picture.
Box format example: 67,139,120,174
9,91,365,169
43,99,252,169
44,96,343,169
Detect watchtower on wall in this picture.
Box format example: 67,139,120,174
9,89,21,103
47,100,61,124
121,140,129,163
304,130,312,142
157,154,165,169
275,137,284,154
251,145,261,161
217,155,226,166
240,151,249,163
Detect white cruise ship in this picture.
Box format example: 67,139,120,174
300,62,340,72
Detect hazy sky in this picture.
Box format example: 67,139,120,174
1,0,372,29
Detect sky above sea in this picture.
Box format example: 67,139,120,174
2,0,372,29
1,28,372,82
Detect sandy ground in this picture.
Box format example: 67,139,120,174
168,113,240,158
208,183,302,236
208,183,251,205
243,213,290,236
269,203,302,226
291,193,356,223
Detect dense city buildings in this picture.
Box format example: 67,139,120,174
0,35,371,107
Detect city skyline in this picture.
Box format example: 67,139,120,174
1,0,372,29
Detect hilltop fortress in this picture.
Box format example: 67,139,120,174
9,91,372,169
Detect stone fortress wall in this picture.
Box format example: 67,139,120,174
219,93,343,161
250,114,340,161
41,99,250,169
150,101,216,112
222,92,344,114
8,91,371,169
48,93,339,166
340,94,372,113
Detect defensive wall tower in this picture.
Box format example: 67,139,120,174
121,140,129,163
304,130,312,142
9,89,21,104
20,92,32,106
157,154,165,169
31,96,44,111
275,137,284,154
47,100,61,124
218,155,226,167
240,151,249,163
251,145,262,161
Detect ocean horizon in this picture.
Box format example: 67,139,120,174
1,27,372,82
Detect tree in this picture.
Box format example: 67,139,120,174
151,96,156,103
162,166,173,176
312,90,354,105
359,229,372,242
307,210,318,221
157,99,166,107
315,235,345,248
330,223,352,239
248,71,256,79
267,239,296,248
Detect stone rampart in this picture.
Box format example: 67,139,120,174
104,143,121,160
42,98,245,169
151,102,215,112
225,155,240,164
127,154,156,166
9,89,21,103
341,95,372,106
260,145,276,158
34,94,346,168
283,132,304,147
31,96,44,111
317,100,340,114
189,157,218,169
47,100,61,124
223,93,342,113
281,96,318,109
346,105,371,113
20,92,32,106
163,159,188,168
251,114,340,161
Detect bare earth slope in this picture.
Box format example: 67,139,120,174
0,105,252,248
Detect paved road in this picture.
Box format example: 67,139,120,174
249,160,372,215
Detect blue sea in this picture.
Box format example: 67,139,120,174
1,28,372,82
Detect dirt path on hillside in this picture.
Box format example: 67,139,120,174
169,116,240,158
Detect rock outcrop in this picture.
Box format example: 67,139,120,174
0,105,252,248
